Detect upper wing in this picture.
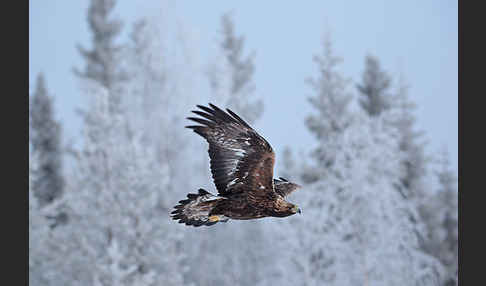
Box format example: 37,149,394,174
186,104,276,197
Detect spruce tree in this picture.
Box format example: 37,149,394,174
268,34,446,286
303,33,353,182
208,12,262,124
30,73,64,206
420,149,458,286
391,75,428,199
62,9,189,283
357,54,392,117
74,0,127,115
386,74,442,276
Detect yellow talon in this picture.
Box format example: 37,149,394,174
208,215,220,222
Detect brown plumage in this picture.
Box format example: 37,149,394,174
171,104,302,227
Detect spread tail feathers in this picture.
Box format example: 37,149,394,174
170,189,228,227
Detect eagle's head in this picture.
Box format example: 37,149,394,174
271,197,302,217
291,204,302,215
271,177,302,217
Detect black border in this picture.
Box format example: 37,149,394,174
15,0,28,284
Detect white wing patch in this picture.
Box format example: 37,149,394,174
231,148,246,157
212,130,254,190
227,178,239,188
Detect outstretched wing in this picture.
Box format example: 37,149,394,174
186,104,276,197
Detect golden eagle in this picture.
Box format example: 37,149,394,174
171,104,302,227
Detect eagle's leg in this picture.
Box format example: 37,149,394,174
208,215,230,223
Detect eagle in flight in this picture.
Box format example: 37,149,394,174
171,103,302,227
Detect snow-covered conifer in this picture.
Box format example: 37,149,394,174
74,0,127,114
303,33,354,183
207,12,262,124
30,73,64,206
268,35,445,286
420,149,458,286
357,55,392,117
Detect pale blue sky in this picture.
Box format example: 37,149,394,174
29,0,457,175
